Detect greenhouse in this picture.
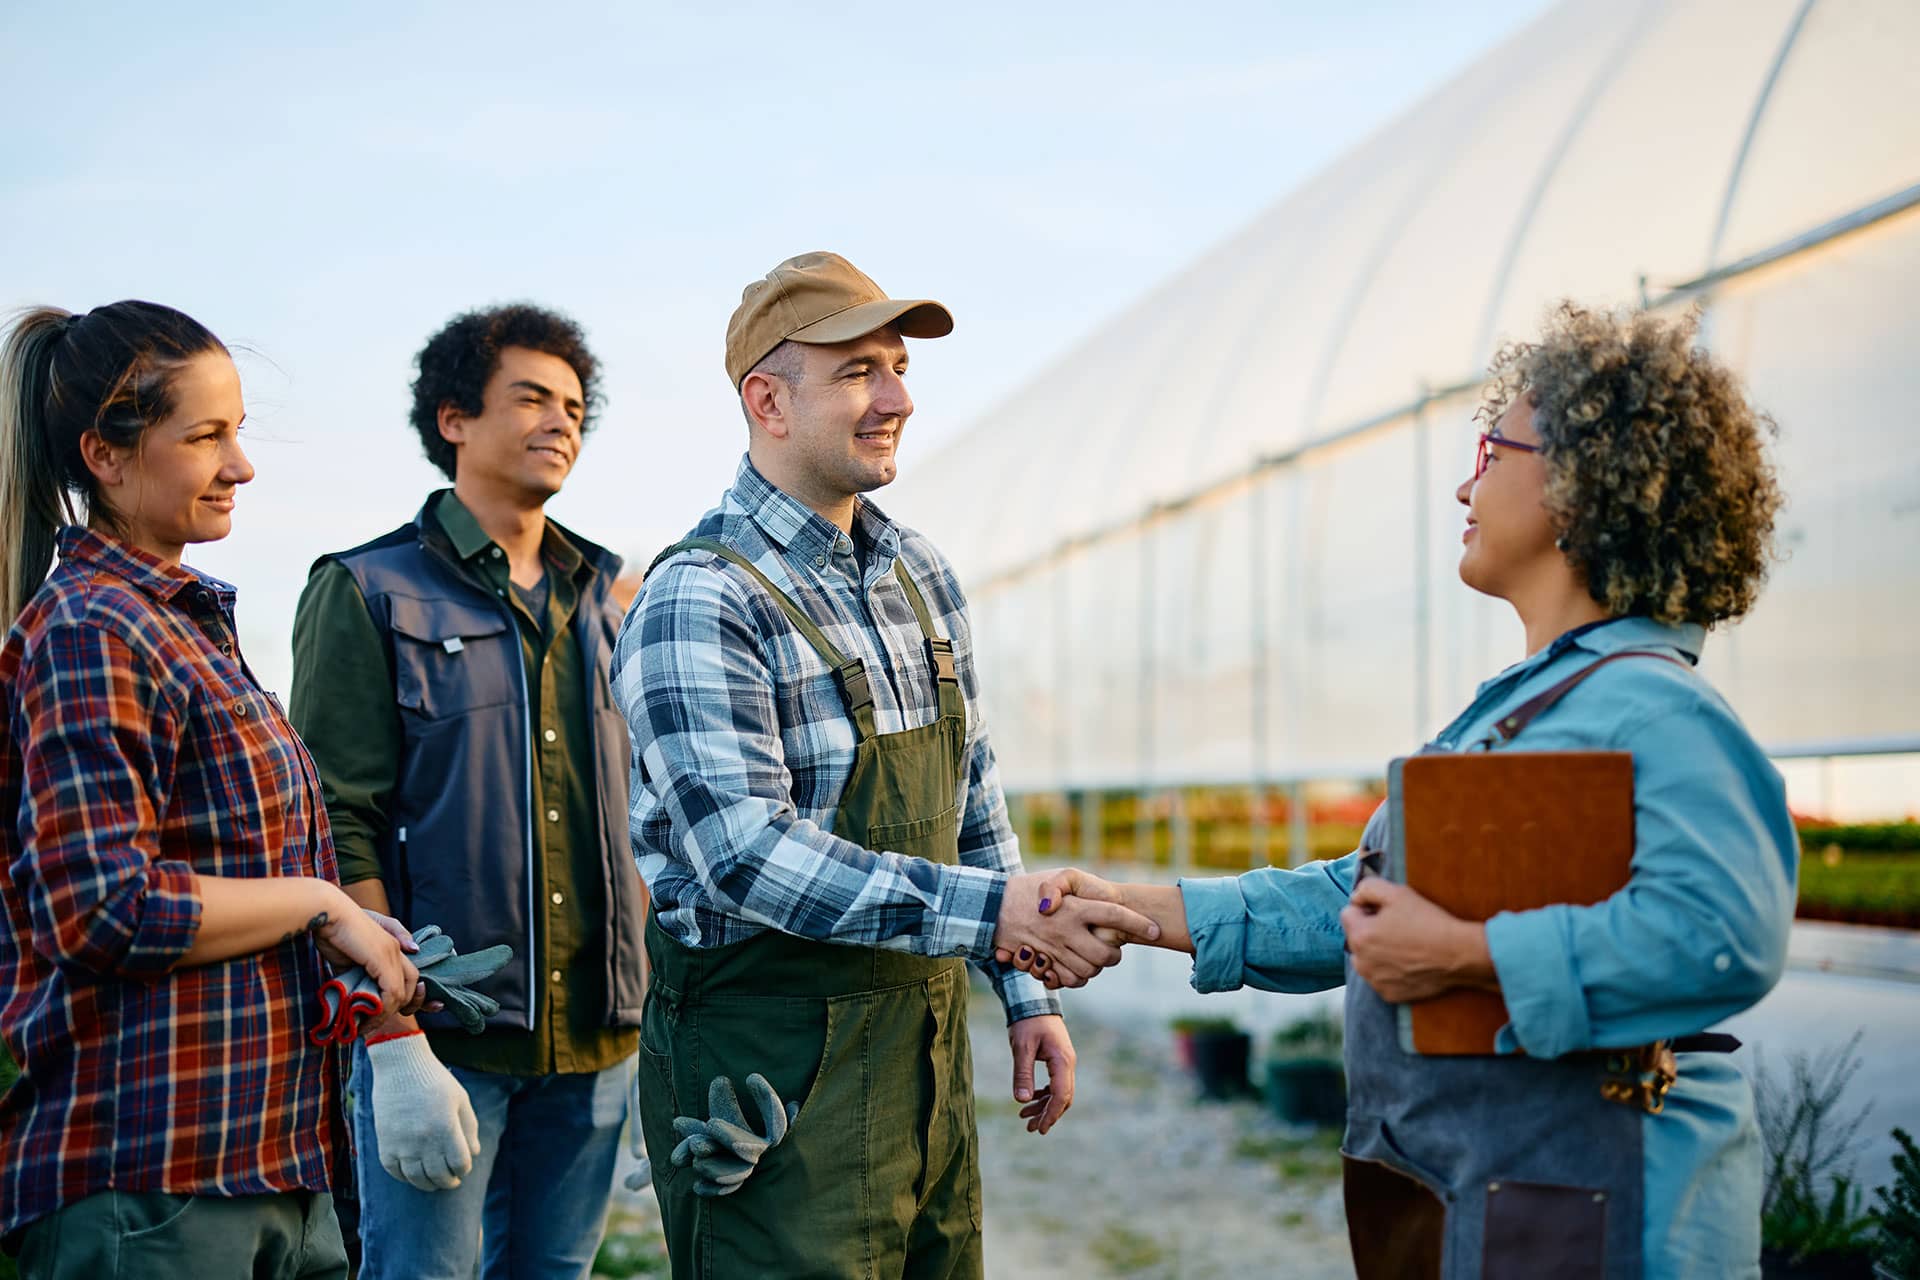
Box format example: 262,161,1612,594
888,0,1920,863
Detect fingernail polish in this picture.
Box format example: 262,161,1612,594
1039,898,1052,912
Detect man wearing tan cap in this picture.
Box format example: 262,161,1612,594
610,252,1158,1276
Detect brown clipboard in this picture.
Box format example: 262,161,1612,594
1384,751,1636,1055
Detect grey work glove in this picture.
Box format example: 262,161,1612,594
366,1032,481,1191
325,925,512,1040
669,1073,799,1197
407,926,513,1035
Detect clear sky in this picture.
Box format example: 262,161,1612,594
2,0,1554,692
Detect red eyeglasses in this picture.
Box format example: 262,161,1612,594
1473,430,1543,479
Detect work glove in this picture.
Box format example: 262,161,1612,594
366,1031,481,1192
312,924,513,1044
669,1073,799,1198
624,1061,652,1191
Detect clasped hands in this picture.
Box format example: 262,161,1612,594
992,862,1497,1004
991,870,1158,990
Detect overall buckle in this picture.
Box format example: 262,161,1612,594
1600,1042,1678,1114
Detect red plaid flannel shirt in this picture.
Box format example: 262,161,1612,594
0,528,343,1233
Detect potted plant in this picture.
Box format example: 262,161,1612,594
1755,1033,1880,1278
1264,1008,1346,1127
1170,1015,1251,1099
1870,1127,1920,1279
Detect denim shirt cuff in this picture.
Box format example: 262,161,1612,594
1485,904,1593,1058
1179,875,1251,993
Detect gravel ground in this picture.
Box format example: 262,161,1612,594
597,986,1354,1278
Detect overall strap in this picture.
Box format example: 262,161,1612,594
1477,649,1691,748
891,559,963,719
648,538,878,739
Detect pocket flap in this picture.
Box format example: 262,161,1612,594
389,595,509,645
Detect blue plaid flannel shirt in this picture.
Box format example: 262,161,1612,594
611,458,1058,1024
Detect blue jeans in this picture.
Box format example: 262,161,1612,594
349,1042,629,1280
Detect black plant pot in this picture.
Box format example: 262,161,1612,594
1189,1029,1252,1099
1265,1057,1347,1127
1759,1247,1877,1279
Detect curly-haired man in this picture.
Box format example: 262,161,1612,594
290,304,647,1280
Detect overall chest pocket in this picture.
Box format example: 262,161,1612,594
388,594,517,720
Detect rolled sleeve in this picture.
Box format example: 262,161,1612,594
1182,854,1355,995
16,623,203,978
1483,704,1797,1058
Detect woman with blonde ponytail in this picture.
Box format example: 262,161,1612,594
0,303,430,1279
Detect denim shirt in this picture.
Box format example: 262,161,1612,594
1179,616,1798,1276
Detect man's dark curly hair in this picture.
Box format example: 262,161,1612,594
410,303,602,480
1477,302,1784,627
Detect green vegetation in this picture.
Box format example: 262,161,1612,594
1754,1033,1881,1268
1088,1222,1169,1276
1232,1127,1345,1186
593,1225,669,1278
1873,1128,1920,1279
1796,852,1920,928
1799,821,1920,855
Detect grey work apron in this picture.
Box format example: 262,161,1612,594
634,538,982,1280
1341,652,1701,1280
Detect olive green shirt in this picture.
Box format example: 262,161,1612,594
290,492,635,1075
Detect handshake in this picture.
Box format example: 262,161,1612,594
989,868,1167,990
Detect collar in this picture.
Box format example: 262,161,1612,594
54,526,231,607
1564,614,1704,664
731,456,901,568
418,489,610,581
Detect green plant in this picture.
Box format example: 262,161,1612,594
1754,1031,1880,1264
1873,1127,1920,1278
1169,1015,1240,1035
1269,1008,1343,1060
1797,820,1920,855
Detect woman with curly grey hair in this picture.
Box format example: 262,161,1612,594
1003,303,1797,1279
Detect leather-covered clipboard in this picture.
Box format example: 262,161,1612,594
1383,751,1636,1055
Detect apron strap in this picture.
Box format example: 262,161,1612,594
648,538,878,740
891,559,964,721
1475,649,1692,749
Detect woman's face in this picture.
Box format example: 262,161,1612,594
1454,396,1559,601
92,349,253,562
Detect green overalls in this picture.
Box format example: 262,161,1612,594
635,539,983,1279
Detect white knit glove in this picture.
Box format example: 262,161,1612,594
367,1032,481,1191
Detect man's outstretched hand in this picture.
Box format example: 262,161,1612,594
992,872,1158,989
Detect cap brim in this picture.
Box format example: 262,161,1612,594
786,298,953,346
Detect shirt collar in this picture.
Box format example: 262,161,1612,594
428,489,589,580
1565,614,1704,664
54,526,232,607
731,456,900,568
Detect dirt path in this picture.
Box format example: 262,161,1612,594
595,989,1355,1278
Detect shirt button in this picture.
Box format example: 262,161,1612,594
951,946,969,958
546,808,560,823
1713,953,1732,973
491,548,503,559
551,892,564,906
550,969,563,984
543,728,557,743
220,642,233,656
233,700,250,718
496,587,507,597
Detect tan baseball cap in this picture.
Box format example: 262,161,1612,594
725,251,953,387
